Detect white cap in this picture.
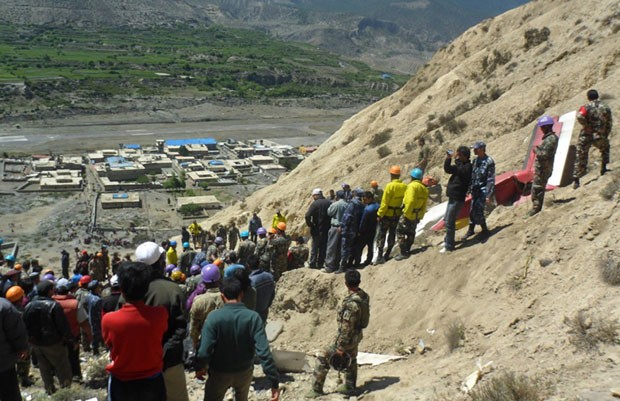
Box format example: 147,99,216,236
135,242,165,265
110,275,119,287
55,278,70,290
312,188,322,196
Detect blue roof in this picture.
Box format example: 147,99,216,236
123,144,141,149
165,138,217,146
106,156,134,168
208,160,224,166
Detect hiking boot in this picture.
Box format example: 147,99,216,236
321,267,336,273
439,246,453,254
305,389,324,398
394,253,409,261
601,164,609,175
374,256,386,265
573,178,580,189
336,384,355,395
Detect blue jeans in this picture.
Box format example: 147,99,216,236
443,199,464,250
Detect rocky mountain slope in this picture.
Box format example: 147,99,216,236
0,0,527,73
200,0,620,399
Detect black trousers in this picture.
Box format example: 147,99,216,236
108,373,166,401
0,366,22,401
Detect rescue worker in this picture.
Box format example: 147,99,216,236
375,166,407,264
254,227,269,270
271,210,287,229
354,192,379,267
464,141,494,240
370,180,383,201
228,221,240,251
269,223,290,281
305,188,331,269
395,168,429,260
185,265,203,298
88,252,107,283
416,137,431,172
307,270,369,398
178,242,196,275
188,220,203,249
339,188,366,271
288,237,309,270
528,116,559,217
167,240,179,266
324,190,348,272
189,264,222,349
237,231,256,266
573,89,613,188
248,213,262,243
215,224,228,244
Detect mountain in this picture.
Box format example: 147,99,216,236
200,0,620,398
0,0,529,73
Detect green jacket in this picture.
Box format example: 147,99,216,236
196,303,279,388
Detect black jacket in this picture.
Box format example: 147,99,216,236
444,158,472,201
305,197,331,234
23,296,73,347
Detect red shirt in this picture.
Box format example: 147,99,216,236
102,301,168,381
53,295,80,337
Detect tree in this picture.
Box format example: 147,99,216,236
163,175,185,190
179,145,189,157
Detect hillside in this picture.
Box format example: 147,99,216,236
200,0,620,399
0,0,528,74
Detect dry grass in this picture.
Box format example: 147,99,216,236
469,371,544,401
600,253,620,285
377,145,392,158
563,310,619,350
446,319,466,352
83,354,110,389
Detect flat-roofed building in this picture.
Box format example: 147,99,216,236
177,195,220,210
186,170,219,186
33,159,57,171
224,159,252,174
249,155,275,166
259,163,287,175
101,193,141,209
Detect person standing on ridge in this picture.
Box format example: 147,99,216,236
375,166,407,264
440,146,472,253
248,213,262,243
528,116,559,217
395,168,429,260
416,137,432,172
573,89,613,188
271,210,287,230
305,188,331,269
464,141,494,240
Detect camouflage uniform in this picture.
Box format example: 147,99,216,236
88,257,107,282
532,131,559,212
269,234,291,281
417,144,432,172
255,237,270,270
185,274,202,298
178,250,196,274
188,288,222,348
312,289,370,393
228,226,240,251
574,99,613,178
468,155,495,230
288,244,309,270
237,239,256,266
205,244,219,262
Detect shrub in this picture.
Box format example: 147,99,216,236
564,310,619,350
446,319,465,352
179,204,203,216
377,145,391,158
469,371,544,401
524,27,551,50
600,253,620,285
370,128,393,147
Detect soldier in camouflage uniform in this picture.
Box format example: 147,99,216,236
228,221,240,251
528,116,559,217
288,237,309,270
255,227,271,271
464,141,495,239
269,223,291,281
88,252,107,282
307,270,370,398
573,89,613,188
237,230,256,266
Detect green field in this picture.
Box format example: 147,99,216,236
0,24,409,105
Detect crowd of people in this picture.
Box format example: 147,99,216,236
0,89,612,401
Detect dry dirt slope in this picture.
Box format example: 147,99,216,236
198,0,620,399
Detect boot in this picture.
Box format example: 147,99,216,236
336,384,355,395
305,389,324,398
462,225,475,240
573,178,580,189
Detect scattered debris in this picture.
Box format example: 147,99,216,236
460,359,494,393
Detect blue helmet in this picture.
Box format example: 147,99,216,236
169,240,177,247
537,115,554,127
182,242,190,249
5,254,15,262
410,168,423,180
240,230,249,238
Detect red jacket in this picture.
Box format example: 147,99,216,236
52,294,80,337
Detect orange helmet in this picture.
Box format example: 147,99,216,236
42,269,54,275
422,176,438,187
13,263,23,271
276,222,287,231
96,252,103,257
5,286,25,303
370,180,378,188
267,227,277,235
213,259,224,268
389,165,401,175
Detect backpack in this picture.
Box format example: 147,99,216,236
351,293,370,330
